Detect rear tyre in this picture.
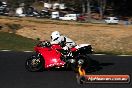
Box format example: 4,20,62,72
25,54,44,72
76,74,86,85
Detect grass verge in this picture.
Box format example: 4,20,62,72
0,32,37,51
0,32,131,55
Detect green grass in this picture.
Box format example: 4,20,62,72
0,32,37,51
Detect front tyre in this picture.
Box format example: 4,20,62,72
25,54,44,72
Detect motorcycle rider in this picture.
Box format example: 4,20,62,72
50,31,76,56
51,31,76,48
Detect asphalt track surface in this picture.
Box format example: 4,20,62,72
0,51,132,88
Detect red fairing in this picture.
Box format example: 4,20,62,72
51,44,63,50
70,47,78,52
34,44,65,69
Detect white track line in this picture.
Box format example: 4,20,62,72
1,50,11,51
117,55,132,56
0,50,33,52
23,51,33,52
93,54,106,55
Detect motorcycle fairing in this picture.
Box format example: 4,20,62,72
34,46,65,68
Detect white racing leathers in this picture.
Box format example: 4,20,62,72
51,36,76,56
51,36,76,49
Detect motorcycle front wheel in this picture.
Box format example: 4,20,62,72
25,55,44,72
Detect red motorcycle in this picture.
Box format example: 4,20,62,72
25,40,93,72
